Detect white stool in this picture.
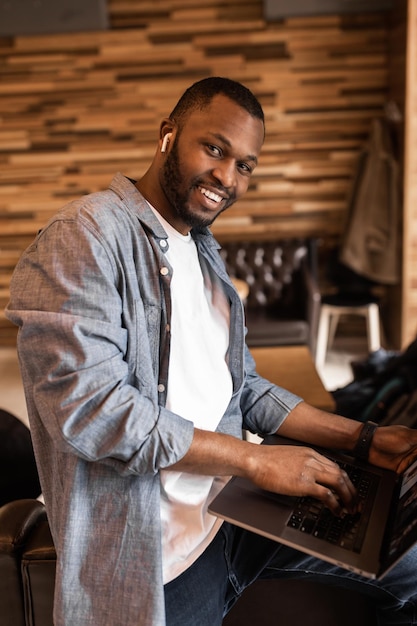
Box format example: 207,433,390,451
315,295,381,370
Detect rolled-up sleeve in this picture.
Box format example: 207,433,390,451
240,345,303,436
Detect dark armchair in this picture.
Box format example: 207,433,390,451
0,499,55,626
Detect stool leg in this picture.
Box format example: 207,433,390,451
366,303,381,353
327,312,340,351
315,307,330,369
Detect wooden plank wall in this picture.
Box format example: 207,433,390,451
384,0,407,349
402,0,417,347
0,0,390,344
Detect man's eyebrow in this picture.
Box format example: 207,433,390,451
208,132,259,165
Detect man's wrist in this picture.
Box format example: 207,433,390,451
353,421,378,461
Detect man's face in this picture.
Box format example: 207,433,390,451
159,94,264,232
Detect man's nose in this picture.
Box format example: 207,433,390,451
212,160,236,189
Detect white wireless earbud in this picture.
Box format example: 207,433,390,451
161,133,172,153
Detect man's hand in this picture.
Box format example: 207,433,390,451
370,424,417,474
247,443,357,517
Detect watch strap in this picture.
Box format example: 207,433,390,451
353,421,378,461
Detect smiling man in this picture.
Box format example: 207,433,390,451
6,77,417,626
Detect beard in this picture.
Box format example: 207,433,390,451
160,140,235,230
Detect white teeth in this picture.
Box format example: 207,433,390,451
199,186,222,203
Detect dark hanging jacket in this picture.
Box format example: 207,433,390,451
340,118,401,285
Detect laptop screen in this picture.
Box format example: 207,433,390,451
385,457,417,567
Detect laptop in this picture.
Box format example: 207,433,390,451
208,434,417,579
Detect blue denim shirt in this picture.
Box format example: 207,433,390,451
6,173,302,625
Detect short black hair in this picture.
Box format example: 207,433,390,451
169,76,265,132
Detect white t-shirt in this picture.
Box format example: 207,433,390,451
151,208,233,584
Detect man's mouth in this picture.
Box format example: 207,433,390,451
198,186,224,204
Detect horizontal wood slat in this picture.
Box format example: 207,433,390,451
0,0,390,344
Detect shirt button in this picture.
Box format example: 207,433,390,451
157,384,165,393
160,240,167,248
160,267,169,276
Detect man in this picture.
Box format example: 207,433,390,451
6,77,417,625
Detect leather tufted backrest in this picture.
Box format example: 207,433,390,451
219,239,319,349
220,240,308,309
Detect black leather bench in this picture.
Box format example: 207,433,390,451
219,239,320,353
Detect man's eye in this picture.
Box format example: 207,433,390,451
238,162,252,174
207,144,221,156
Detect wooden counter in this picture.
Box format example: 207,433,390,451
250,345,335,413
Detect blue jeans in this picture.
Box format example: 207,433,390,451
164,522,417,626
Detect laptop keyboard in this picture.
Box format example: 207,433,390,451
286,460,379,553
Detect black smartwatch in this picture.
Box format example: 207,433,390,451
353,421,378,461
